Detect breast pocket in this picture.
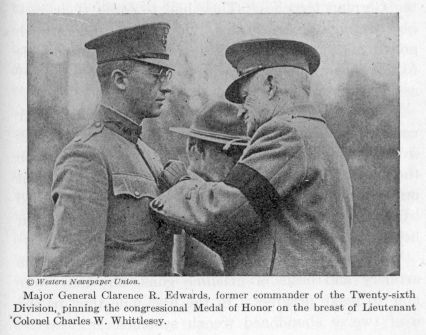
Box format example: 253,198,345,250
108,173,160,242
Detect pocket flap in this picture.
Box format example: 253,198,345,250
112,174,159,199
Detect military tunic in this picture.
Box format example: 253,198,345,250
42,105,172,276
150,104,353,275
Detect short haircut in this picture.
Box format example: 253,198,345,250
187,137,245,165
261,67,311,98
96,60,137,91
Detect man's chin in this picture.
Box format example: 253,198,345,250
150,112,162,118
246,120,259,137
145,107,163,119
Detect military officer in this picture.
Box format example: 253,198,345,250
168,101,250,275
41,23,175,276
151,39,353,275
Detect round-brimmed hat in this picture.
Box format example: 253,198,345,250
170,101,249,150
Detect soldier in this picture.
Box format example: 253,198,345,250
41,23,176,276
151,39,353,275
167,101,250,275
171,101,249,182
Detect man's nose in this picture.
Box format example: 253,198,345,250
237,107,247,119
160,80,172,94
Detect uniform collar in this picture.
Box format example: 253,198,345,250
283,103,326,123
99,104,142,144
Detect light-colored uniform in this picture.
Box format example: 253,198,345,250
151,104,353,275
42,106,172,276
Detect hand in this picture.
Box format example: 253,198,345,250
157,160,190,192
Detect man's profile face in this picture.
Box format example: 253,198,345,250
125,63,171,119
186,138,237,182
239,71,275,137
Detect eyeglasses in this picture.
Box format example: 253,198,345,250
128,58,173,83
149,67,173,83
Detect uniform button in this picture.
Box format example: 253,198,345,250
95,121,101,127
152,199,163,209
151,200,159,209
134,191,140,197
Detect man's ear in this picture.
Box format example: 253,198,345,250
186,138,204,159
265,74,277,100
111,70,128,90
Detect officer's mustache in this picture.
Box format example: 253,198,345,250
237,108,248,120
237,96,256,121
238,110,260,138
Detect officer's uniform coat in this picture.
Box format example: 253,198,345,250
151,104,353,275
42,106,172,276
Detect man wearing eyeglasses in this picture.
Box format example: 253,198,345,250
41,24,176,276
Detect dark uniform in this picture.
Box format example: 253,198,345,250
150,40,353,275
41,24,174,276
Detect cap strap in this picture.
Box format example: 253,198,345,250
97,54,169,65
190,128,249,142
223,138,249,151
238,65,263,76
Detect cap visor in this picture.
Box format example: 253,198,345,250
225,70,260,104
169,127,248,147
134,57,175,71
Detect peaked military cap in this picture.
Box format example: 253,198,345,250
225,39,320,103
170,101,249,150
85,23,174,70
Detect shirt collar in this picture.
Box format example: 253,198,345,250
283,103,326,123
99,104,142,144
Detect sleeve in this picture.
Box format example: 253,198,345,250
150,119,307,239
41,142,109,276
225,118,308,216
151,179,259,241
